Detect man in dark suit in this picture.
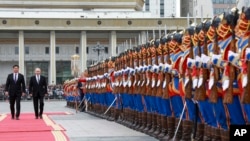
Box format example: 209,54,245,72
5,65,26,120
29,68,48,119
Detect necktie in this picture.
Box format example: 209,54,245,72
14,74,17,83
37,75,40,83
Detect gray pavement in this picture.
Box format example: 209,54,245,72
0,100,157,141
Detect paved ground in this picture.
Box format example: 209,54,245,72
0,100,157,141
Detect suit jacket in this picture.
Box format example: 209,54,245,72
5,73,26,96
29,75,48,97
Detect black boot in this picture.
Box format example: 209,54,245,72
139,112,147,132
147,113,157,136
131,111,139,129
107,107,115,121
114,109,120,121
203,124,212,141
160,117,175,141
121,108,128,126
117,109,124,124
211,127,220,141
158,116,168,139
180,120,193,141
153,114,162,138
135,112,142,130
220,128,229,141
169,118,182,141
193,123,204,141
127,109,134,128
143,113,152,133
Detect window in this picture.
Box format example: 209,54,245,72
25,46,29,54
15,47,19,55
75,46,79,54
105,47,108,54
160,0,164,5
160,9,164,17
86,47,89,54
45,47,49,54
145,0,149,11
56,46,59,54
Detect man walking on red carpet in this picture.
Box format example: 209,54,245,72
29,68,48,119
5,65,26,120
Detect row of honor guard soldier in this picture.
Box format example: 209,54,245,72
63,6,250,141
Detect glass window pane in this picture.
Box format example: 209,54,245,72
25,46,29,54
56,61,72,84
56,46,59,54
15,47,19,55
75,46,79,54
45,47,49,54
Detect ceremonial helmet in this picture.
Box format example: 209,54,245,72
217,8,239,38
207,16,221,41
236,7,250,35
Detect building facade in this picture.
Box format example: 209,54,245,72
144,0,180,17
0,0,201,85
212,0,237,15
181,0,194,17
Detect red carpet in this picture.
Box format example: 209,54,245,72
0,113,69,141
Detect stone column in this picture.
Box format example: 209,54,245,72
18,30,25,74
110,31,117,56
80,31,87,72
50,31,56,85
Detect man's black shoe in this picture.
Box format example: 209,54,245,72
35,116,38,119
39,115,43,119
16,117,20,120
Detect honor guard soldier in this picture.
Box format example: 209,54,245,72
137,45,148,132
120,51,130,126
143,42,154,134
131,48,143,130
158,35,173,140
237,7,250,125
147,40,159,137
179,25,203,141
116,54,124,123
195,21,217,140
166,32,186,141
206,16,229,140
153,39,165,138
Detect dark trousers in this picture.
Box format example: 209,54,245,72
9,95,21,118
33,95,44,117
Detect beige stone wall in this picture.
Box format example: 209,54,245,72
0,18,204,31
0,0,144,10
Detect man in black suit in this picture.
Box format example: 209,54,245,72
5,65,26,120
29,68,48,119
